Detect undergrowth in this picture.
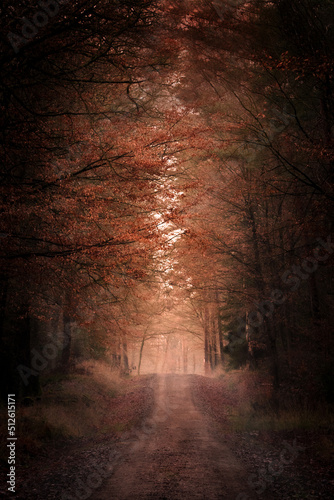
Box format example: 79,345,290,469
217,368,334,433
0,360,152,464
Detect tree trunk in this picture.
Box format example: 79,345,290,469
267,320,280,414
19,310,40,399
309,273,321,322
162,335,170,373
182,338,188,373
138,336,146,375
211,307,219,369
216,295,224,365
62,311,72,372
121,336,129,374
204,306,210,374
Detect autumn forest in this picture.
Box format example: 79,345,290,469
1,1,334,498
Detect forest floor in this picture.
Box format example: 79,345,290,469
2,372,334,499
1,368,155,500
192,374,334,500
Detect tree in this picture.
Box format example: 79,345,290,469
0,0,187,398
166,0,334,408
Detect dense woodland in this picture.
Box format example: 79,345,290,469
1,0,334,412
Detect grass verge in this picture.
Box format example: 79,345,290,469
0,360,154,465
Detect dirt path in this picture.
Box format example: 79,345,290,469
95,374,256,500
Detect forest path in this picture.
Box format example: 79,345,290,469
95,374,256,500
